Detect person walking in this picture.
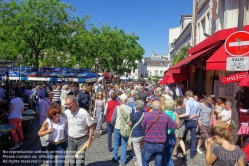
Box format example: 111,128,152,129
197,95,214,155
104,92,120,152
77,84,91,113
7,91,24,150
172,97,187,160
141,100,179,166
64,95,94,166
111,94,132,166
160,97,180,166
129,100,145,166
179,90,200,159
93,92,106,138
38,105,67,166
39,91,53,126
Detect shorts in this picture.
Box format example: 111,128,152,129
175,125,185,138
200,125,211,139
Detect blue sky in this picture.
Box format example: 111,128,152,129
61,0,193,57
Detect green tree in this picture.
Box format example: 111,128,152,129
171,46,190,65
0,0,75,71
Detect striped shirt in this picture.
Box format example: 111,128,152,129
53,90,61,101
141,109,177,143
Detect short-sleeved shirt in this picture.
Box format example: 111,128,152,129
8,97,24,119
130,111,145,137
137,91,148,104
64,108,92,138
199,103,213,127
174,107,186,127
141,109,177,143
163,110,176,134
212,145,245,166
47,116,67,142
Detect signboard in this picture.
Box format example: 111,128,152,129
0,66,8,72
225,31,249,56
221,72,248,84
226,57,249,71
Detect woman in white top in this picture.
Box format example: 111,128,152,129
214,101,232,129
38,105,67,166
7,91,24,150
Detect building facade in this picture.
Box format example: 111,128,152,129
191,0,249,100
169,15,193,60
145,52,170,78
129,59,148,80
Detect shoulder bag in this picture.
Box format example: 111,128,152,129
128,112,145,146
40,119,53,147
141,111,162,149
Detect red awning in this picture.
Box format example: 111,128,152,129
165,75,189,84
167,44,219,74
206,44,249,70
188,25,249,55
159,75,189,84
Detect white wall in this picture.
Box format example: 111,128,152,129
194,0,249,46
216,0,249,31
168,27,181,53
130,59,148,80
195,0,212,44
147,66,169,77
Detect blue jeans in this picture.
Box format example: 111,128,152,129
46,141,67,166
106,122,114,151
162,134,176,166
112,128,128,165
183,121,197,157
142,141,165,166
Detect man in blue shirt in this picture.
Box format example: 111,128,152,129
179,90,200,159
78,84,90,112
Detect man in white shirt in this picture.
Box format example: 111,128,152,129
214,101,232,128
175,82,185,98
64,95,94,166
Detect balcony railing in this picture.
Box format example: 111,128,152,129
196,0,209,12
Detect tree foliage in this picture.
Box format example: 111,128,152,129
0,0,145,73
171,46,190,65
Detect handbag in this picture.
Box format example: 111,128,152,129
40,119,53,147
128,112,145,146
141,111,162,149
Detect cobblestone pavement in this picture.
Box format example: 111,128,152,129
3,120,209,166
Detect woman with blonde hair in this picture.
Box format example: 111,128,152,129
160,96,180,166
94,91,106,138
205,126,246,166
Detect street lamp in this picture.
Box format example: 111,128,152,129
16,57,22,83
94,58,99,73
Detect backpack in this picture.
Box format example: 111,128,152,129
119,106,131,137
96,85,103,94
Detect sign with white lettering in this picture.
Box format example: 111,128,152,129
226,57,249,71
221,72,248,84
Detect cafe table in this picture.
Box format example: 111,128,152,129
22,109,36,116
0,124,15,152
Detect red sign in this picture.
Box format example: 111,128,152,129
225,31,249,56
221,72,249,84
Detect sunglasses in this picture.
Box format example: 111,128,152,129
53,112,60,115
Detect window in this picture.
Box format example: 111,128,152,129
155,70,158,75
160,70,163,75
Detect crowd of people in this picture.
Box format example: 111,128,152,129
0,80,247,166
